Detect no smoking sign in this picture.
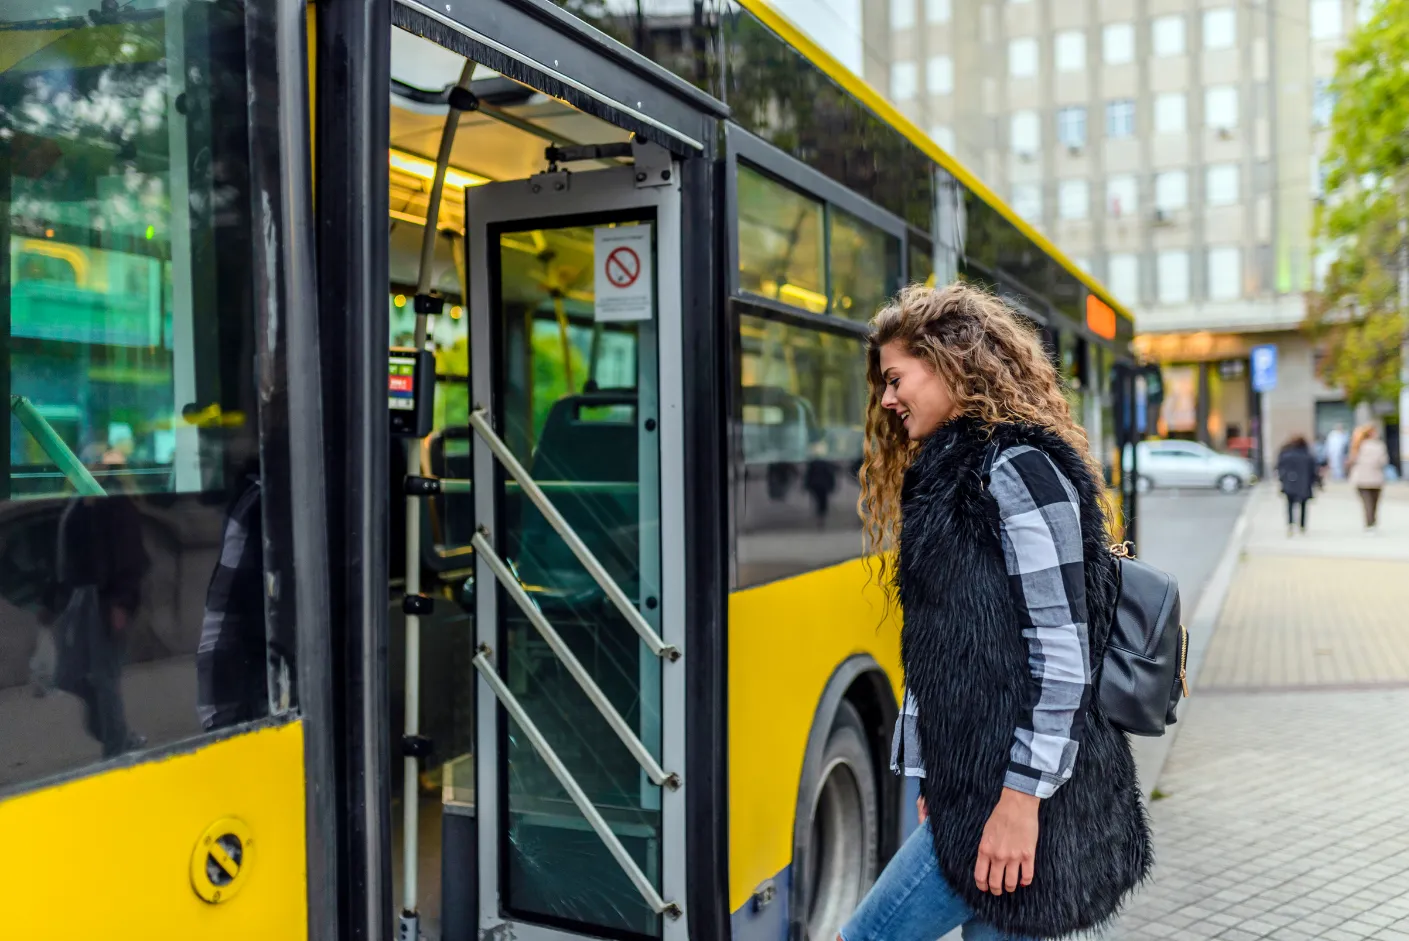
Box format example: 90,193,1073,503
593,225,653,322
605,245,641,288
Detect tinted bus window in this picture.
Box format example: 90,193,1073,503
735,311,866,587
829,208,900,320
909,237,936,288
737,165,828,312
0,0,288,791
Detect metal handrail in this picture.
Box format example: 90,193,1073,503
472,645,682,919
471,530,679,789
10,396,105,497
468,407,679,661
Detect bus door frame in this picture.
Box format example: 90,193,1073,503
376,2,730,939
465,160,689,941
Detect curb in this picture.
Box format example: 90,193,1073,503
1133,484,1261,800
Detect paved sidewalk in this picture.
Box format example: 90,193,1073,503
1115,482,1409,940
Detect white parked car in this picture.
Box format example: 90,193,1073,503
1123,440,1256,493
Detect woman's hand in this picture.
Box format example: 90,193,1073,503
974,788,1039,895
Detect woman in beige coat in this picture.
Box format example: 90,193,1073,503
1348,423,1390,530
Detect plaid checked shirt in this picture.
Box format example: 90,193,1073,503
196,472,271,732
891,444,1092,799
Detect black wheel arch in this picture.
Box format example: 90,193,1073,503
788,654,901,941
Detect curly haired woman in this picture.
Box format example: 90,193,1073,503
840,283,1150,941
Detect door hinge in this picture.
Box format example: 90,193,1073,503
527,170,571,195
631,138,674,188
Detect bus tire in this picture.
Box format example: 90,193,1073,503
796,699,880,941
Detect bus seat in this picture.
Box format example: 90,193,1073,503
529,392,639,484
512,392,641,601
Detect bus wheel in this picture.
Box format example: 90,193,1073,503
803,701,879,941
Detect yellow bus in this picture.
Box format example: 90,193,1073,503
0,1,1138,939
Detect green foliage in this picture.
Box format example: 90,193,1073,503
1308,0,1409,405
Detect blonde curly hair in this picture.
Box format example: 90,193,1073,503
859,282,1103,581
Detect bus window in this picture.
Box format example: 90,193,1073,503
829,207,901,321
736,165,827,313
0,0,292,790
736,311,867,587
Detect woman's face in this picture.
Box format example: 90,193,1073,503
879,340,959,441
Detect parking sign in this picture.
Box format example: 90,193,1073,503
1251,344,1277,393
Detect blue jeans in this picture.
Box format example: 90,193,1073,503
840,823,1037,941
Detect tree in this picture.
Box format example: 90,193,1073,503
1307,0,1409,406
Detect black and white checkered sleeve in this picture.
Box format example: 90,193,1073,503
988,445,1091,799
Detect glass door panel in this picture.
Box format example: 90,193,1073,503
491,220,663,936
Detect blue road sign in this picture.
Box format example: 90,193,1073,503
1251,344,1277,393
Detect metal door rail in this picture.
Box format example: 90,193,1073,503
11,396,105,497
472,645,682,919
471,530,679,789
468,407,679,661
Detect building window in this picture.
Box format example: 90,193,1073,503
1206,164,1240,205
1057,106,1087,148
1205,85,1239,129
927,55,954,94
1103,23,1135,64
1203,7,1236,49
1311,0,1343,38
1108,253,1139,305
1312,77,1336,127
1010,37,1039,77
1058,180,1090,219
926,0,952,23
1311,153,1329,197
1107,175,1138,217
931,125,956,152
1011,110,1041,154
891,0,916,30
1207,246,1242,300
1152,15,1186,56
1055,30,1086,72
891,62,918,100
1107,99,1136,138
1012,183,1043,221
1154,92,1187,133
1157,250,1190,304
1155,170,1189,211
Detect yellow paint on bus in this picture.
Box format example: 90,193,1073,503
0,721,308,940
727,558,903,912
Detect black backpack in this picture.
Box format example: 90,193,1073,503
1101,545,1187,736
982,444,1187,737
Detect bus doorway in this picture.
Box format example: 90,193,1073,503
383,19,702,941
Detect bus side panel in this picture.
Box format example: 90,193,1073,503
0,721,307,939
727,558,903,921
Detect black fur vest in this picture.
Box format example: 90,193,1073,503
898,418,1151,938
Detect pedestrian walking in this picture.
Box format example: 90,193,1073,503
845,283,1149,941
1347,423,1390,531
1276,435,1317,535
1325,423,1350,481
